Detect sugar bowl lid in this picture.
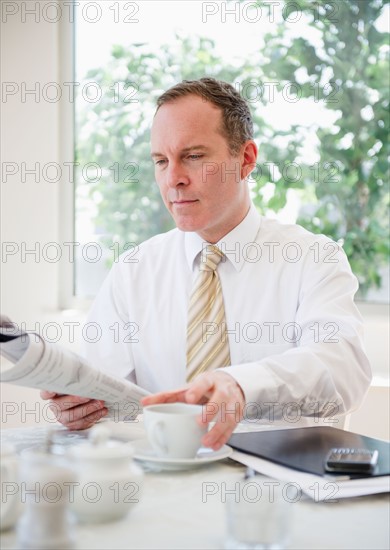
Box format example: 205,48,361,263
68,424,134,460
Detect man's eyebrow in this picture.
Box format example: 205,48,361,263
181,145,209,153
151,151,164,159
151,145,209,159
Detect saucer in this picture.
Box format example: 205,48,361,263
131,439,233,471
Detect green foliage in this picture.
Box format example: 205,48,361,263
76,0,389,296
254,0,390,295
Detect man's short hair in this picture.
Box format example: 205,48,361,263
156,77,254,156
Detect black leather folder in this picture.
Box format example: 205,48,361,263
229,426,390,479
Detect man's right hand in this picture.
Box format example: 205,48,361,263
40,390,108,430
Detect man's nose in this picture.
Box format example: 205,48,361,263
166,161,190,188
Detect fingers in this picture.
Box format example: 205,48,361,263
42,393,108,430
40,390,58,400
191,372,245,450
49,394,92,410
54,403,108,431
141,386,189,406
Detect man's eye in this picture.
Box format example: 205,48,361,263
155,159,166,166
188,154,203,160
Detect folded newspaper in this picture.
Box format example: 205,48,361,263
0,323,149,421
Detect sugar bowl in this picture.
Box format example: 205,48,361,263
67,425,143,523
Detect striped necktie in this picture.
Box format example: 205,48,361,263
186,244,231,382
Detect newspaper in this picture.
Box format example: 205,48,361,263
0,329,150,421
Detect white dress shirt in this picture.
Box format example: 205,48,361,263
82,204,371,424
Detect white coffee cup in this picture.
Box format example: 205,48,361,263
143,403,208,459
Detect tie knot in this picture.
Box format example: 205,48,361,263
200,245,224,272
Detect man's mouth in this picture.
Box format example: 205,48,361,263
172,199,198,205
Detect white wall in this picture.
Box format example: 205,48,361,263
1,2,389,432
1,5,61,322
1,1,74,429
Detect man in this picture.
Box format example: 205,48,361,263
41,78,371,449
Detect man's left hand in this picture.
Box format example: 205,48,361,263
141,371,245,450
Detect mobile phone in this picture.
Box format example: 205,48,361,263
325,447,379,474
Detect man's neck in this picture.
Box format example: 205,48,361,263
196,203,252,244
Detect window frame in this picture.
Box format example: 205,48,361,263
58,2,92,311
66,0,389,309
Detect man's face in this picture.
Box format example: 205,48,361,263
151,94,253,243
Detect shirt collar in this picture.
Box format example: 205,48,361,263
184,203,262,273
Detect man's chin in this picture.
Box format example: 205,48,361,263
173,216,204,233
175,222,200,233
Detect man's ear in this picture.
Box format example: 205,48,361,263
240,141,258,181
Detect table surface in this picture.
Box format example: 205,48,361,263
1,422,389,550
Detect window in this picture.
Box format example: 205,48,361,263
73,0,389,301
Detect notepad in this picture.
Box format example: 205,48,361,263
229,426,390,478
229,426,390,500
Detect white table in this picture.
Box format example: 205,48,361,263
1,424,389,549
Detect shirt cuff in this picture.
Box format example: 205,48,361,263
219,362,278,408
